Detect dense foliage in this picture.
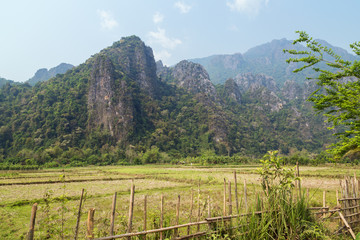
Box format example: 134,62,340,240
286,31,360,160
0,36,336,167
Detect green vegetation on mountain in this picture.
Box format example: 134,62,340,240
286,31,360,160
0,36,337,167
0,77,16,88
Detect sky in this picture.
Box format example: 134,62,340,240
1,0,360,82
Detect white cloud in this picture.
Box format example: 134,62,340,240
148,28,182,49
97,10,118,30
153,12,164,24
174,1,192,14
228,24,239,32
227,0,269,16
153,50,171,62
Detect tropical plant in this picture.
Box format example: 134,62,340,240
285,31,360,160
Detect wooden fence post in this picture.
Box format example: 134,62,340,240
197,182,201,232
175,195,180,237
27,203,38,240
160,194,164,240
234,171,239,214
74,189,85,240
223,178,227,216
323,191,326,218
109,192,117,236
127,180,135,240
144,195,147,232
296,161,301,198
87,208,95,240
228,180,233,234
207,195,211,218
228,180,232,215
244,179,248,213
187,190,193,235
207,195,212,231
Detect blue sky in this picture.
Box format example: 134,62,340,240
1,0,360,82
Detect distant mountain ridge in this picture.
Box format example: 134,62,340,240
0,77,16,88
26,63,74,86
190,38,359,85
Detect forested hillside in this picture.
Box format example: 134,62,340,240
0,36,335,167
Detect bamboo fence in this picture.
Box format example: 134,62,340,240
25,166,360,240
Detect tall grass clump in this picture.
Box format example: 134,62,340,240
235,151,330,240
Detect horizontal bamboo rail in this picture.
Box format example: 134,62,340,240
175,231,207,240
338,197,360,201
93,211,265,240
308,207,329,210
92,221,208,240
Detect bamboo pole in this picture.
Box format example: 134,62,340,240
127,181,135,239
228,180,232,216
353,173,357,198
323,191,326,218
144,195,147,231
223,178,227,216
74,189,85,240
296,161,301,198
336,190,340,206
345,178,353,223
143,195,147,240
197,182,201,232
187,190,193,235
160,194,164,240
27,203,38,240
234,171,239,214
93,211,266,240
109,192,117,236
228,180,233,234
175,195,180,237
87,208,95,240
339,212,356,239
244,179,248,213
207,195,211,231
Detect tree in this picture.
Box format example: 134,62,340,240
285,31,360,159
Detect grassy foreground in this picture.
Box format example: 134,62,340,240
0,164,358,239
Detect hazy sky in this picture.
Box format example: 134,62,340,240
1,0,359,82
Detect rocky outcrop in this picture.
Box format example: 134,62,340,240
282,80,303,100
224,78,242,104
171,60,216,96
234,73,278,93
100,36,160,98
27,63,74,86
87,54,135,141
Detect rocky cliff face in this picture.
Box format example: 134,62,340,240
234,73,278,93
100,36,160,98
281,80,303,100
224,78,242,104
86,36,161,143
87,54,135,141
171,60,217,96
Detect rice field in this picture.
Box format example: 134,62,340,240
0,164,358,239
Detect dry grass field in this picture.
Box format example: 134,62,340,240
0,164,358,239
